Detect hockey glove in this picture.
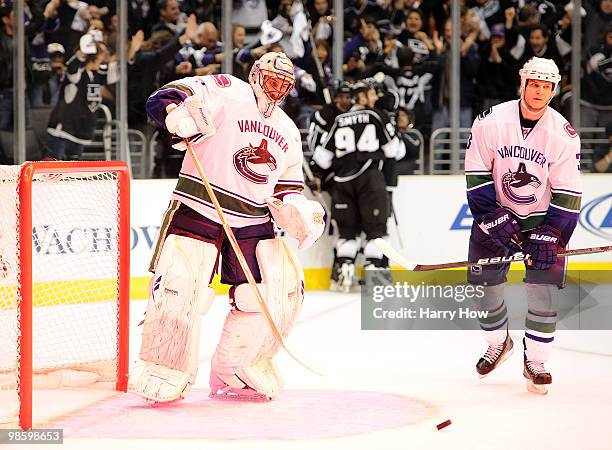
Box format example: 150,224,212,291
523,225,562,270
165,96,216,141
479,208,523,252
266,194,325,250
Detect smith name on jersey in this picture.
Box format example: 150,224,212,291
315,107,394,179
465,100,581,245
146,74,305,228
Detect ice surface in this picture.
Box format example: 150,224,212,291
12,291,612,450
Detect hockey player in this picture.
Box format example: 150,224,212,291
307,82,353,154
465,57,581,394
312,83,399,291
128,52,325,403
306,81,353,190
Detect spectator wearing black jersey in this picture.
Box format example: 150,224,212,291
397,8,434,61
382,44,440,142
476,22,517,111
45,33,114,160
394,106,422,175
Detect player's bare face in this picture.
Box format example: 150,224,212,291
521,79,553,119
334,93,352,112
366,89,378,108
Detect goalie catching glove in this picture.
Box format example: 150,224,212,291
165,96,216,150
266,194,325,250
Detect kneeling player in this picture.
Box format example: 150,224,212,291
128,52,325,402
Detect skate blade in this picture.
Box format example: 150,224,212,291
477,346,514,379
209,388,272,402
329,282,355,293
143,395,185,407
525,380,549,395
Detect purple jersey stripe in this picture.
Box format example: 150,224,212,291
545,206,578,247
467,183,497,222
525,332,554,343
146,87,190,129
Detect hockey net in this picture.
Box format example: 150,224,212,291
0,161,130,429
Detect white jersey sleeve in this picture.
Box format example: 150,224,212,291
465,109,498,222
543,121,582,245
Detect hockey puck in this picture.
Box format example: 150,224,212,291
436,419,452,430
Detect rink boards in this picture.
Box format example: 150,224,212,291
126,175,612,297
1,175,609,302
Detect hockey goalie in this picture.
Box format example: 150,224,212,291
128,52,325,403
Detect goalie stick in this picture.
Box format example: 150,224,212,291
375,238,612,271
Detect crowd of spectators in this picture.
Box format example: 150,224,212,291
0,0,610,172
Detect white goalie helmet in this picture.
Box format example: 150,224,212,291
249,52,295,118
519,57,561,100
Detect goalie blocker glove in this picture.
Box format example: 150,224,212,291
479,208,523,252
266,194,325,250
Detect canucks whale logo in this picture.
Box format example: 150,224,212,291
580,193,612,240
501,163,541,205
233,139,277,184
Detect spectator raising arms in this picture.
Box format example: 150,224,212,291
45,31,115,160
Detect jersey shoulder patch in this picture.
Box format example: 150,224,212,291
210,74,232,88
563,122,578,138
477,107,493,120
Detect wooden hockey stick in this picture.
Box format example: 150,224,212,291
184,139,323,376
375,238,612,272
388,198,404,250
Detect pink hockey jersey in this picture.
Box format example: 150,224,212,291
146,74,305,228
465,100,582,244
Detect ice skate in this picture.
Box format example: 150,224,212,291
330,259,356,293
361,263,393,287
476,332,514,378
523,339,552,395
208,373,272,402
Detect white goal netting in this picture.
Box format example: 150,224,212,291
0,164,126,426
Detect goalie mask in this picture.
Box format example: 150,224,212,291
249,52,295,119
518,57,561,104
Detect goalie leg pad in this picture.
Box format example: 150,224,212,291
129,234,217,403
210,238,304,400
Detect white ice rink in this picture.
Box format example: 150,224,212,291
7,290,612,450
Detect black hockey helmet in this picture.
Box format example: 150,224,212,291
332,81,352,98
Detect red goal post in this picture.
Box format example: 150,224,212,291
0,161,130,430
